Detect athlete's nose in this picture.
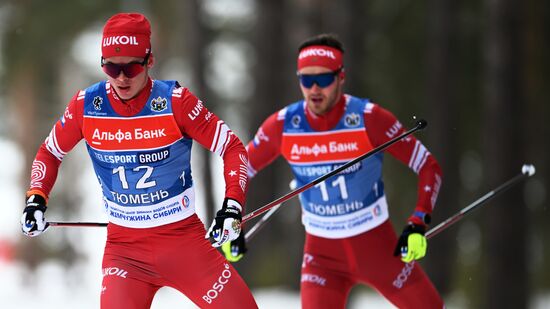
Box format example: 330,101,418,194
115,72,129,81
309,83,324,94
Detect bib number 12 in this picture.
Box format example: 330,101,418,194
113,165,156,189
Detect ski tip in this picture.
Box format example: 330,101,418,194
521,164,536,176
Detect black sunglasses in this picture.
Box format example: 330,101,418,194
101,53,150,78
297,69,341,88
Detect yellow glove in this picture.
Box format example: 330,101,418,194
221,231,247,262
393,224,427,263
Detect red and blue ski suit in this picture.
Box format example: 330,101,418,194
28,79,257,308
247,95,445,309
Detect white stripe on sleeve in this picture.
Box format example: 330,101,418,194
408,141,420,168
210,120,222,152
210,120,233,156
219,131,234,157
408,141,430,174
45,127,66,161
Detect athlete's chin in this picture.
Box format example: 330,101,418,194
308,101,329,115
115,86,136,100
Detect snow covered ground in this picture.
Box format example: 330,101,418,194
2,259,550,308
0,262,394,308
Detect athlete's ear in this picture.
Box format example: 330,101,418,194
339,68,346,85
147,53,155,69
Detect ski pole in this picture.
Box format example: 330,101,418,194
245,180,297,241
242,118,428,224
426,164,535,239
245,204,281,241
48,221,108,227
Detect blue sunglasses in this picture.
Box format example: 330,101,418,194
297,70,341,88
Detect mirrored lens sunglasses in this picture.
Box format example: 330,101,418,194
297,70,341,88
101,53,150,78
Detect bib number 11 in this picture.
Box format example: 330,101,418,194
314,175,348,201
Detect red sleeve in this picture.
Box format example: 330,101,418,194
172,88,249,207
28,92,85,200
365,104,443,226
245,111,284,177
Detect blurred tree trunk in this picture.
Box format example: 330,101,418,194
184,0,215,223
241,0,298,288
268,0,369,291
323,0,368,95
523,0,550,293
424,0,459,297
482,0,527,308
4,1,113,269
10,63,45,269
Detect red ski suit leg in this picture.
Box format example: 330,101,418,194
101,214,257,309
300,220,444,309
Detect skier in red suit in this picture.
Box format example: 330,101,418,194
225,34,445,309
20,13,258,309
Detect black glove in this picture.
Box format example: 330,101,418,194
393,224,427,263
205,198,242,247
21,194,49,237
221,229,247,262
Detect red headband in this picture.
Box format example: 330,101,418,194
102,13,151,59
297,45,343,71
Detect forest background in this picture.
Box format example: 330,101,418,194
0,0,548,308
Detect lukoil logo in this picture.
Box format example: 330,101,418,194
102,267,128,278
299,48,337,60
103,36,139,46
